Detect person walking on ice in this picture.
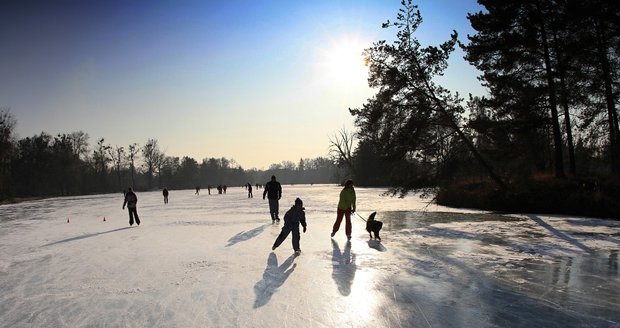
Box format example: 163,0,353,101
331,179,356,241
272,198,307,255
263,175,282,223
162,187,169,204
122,187,140,226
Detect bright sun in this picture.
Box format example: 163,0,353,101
319,40,369,87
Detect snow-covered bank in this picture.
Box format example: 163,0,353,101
1,185,618,327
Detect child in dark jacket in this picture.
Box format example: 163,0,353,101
271,198,307,255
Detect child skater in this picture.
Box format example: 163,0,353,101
272,198,307,255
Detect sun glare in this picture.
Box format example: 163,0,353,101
319,40,369,87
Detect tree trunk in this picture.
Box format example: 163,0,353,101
537,3,565,178
553,32,576,175
130,163,135,189
595,22,620,174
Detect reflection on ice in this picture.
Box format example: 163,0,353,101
331,240,356,296
378,210,620,327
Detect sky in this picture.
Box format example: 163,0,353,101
0,0,485,169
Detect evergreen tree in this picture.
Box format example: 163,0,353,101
464,0,568,178
352,0,505,190
464,0,620,177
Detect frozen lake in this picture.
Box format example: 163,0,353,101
1,184,619,327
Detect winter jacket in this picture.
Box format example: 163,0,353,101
283,204,307,229
263,180,282,199
337,187,356,211
123,191,138,209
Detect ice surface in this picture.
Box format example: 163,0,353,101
0,185,618,327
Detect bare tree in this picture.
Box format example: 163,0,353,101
0,108,16,199
68,131,90,160
127,143,139,189
142,138,162,190
156,151,165,188
328,127,357,178
92,138,111,189
0,108,16,162
108,145,125,192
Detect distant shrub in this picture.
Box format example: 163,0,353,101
436,176,620,219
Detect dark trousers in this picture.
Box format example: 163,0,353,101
273,222,300,251
332,208,352,237
128,207,140,226
268,198,279,220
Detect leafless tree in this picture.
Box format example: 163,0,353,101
127,143,139,189
328,127,357,177
0,108,16,198
108,145,125,191
142,138,162,190
68,131,90,160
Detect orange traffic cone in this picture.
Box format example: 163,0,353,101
67,218,70,223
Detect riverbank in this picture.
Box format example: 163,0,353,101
436,176,620,219
0,196,45,206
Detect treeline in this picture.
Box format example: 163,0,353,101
331,1,619,216
0,112,342,200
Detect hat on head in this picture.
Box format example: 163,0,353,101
295,198,303,206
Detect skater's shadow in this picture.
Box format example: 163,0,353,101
331,239,356,296
42,227,132,247
368,240,387,252
253,253,297,308
226,223,271,247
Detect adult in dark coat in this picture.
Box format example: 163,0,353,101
263,175,282,222
122,187,140,226
162,188,169,204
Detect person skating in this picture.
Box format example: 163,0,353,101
162,188,169,204
263,175,282,223
271,198,307,255
331,179,356,240
122,187,140,226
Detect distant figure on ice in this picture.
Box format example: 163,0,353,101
122,187,140,226
223,185,227,194
162,188,169,204
195,186,200,195
331,179,356,241
263,175,282,223
207,185,211,195
272,198,307,255
247,183,253,198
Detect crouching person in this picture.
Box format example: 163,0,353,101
272,198,307,255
